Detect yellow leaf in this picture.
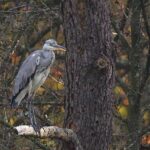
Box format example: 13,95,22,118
45,76,64,91
8,117,17,126
36,87,45,95
117,105,128,119
114,86,125,96
143,111,150,126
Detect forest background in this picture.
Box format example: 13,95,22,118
0,0,150,150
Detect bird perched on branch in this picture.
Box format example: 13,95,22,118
11,39,66,131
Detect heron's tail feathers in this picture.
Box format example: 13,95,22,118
11,100,18,108
11,91,27,108
11,96,19,108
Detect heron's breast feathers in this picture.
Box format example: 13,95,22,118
31,67,50,92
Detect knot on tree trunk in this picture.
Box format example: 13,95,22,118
96,56,109,70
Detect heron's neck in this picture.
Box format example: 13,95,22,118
43,44,53,51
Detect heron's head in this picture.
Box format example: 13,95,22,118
43,39,66,51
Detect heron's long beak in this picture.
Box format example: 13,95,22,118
54,44,66,51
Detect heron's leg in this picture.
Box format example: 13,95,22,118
30,93,37,125
28,94,40,133
28,95,34,127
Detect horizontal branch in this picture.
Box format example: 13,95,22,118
141,128,150,136
0,101,63,109
116,61,130,70
14,125,83,150
0,120,49,150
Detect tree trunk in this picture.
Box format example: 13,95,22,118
62,0,114,150
127,0,142,149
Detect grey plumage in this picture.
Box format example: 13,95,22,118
11,39,65,107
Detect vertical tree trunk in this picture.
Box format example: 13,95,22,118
62,0,114,150
127,0,142,149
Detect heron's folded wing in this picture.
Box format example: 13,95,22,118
12,50,41,98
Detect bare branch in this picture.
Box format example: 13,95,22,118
0,120,49,150
139,0,150,92
0,101,63,109
112,20,131,52
116,61,130,70
119,0,132,32
29,26,51,48
141,128,150,136
14,125,83,150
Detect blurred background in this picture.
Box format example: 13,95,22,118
0,0,150,149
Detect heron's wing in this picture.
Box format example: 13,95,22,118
12,50,42,98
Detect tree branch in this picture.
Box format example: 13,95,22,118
112,20,131,52
119,0,132,31
141,128,150,136
29,26,51,48
0,101,63,109
116,61,130,70
0,120,49,150
139,0,150,92
14,125,83,150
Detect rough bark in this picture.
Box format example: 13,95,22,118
62,0,114,150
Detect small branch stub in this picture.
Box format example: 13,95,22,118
96,57,109,70
14,125,83,150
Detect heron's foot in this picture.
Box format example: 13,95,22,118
30,114,41,135
27,95,41,135
32,123,41,135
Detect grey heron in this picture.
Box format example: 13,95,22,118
11,39,65,131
